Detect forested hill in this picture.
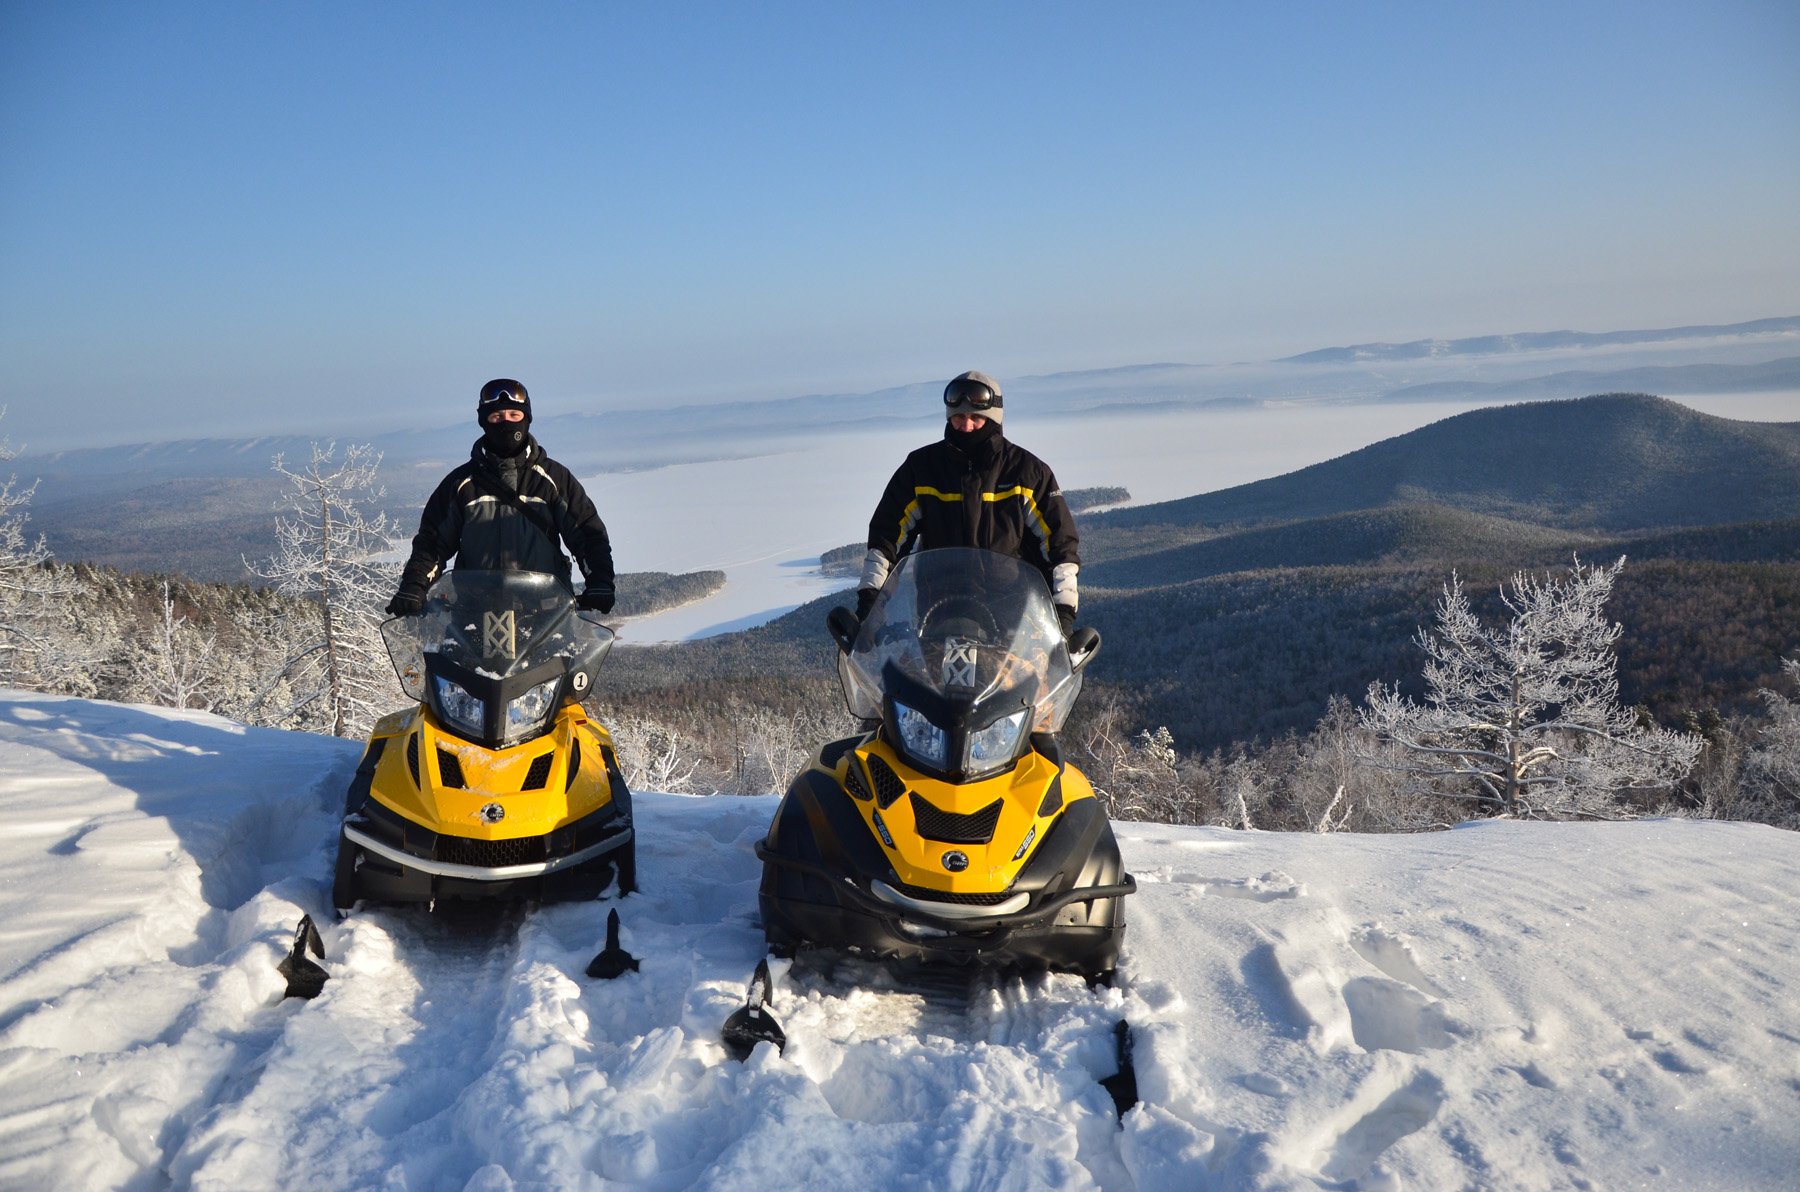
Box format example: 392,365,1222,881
1083,504,1603,590
1091,394,1800,536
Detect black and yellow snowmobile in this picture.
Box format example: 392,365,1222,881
333,569,634,910
756,547,1134,980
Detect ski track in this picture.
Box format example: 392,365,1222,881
4,700,1800,1189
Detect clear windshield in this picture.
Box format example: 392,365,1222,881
841,548,1081,733
383,570,614,701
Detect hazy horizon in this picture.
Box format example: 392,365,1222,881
3,5,1796,453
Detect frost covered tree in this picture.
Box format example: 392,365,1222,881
1740,658,1800,829
249,443,399,738
0,413,90,690
130,581,221,711
1360,556,1702,819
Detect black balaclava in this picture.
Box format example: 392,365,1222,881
944,417,1003,455
478,378,532,457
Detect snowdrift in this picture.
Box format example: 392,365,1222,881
1,691,1795,1190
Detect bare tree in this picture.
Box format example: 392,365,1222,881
1360,556,1702,819
248,443,399,738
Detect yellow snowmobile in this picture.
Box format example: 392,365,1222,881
333,569,634,909
756,547,1133,979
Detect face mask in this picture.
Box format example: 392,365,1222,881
483,420,529,456
945,419,1002,451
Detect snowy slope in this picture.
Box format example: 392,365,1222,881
1,690,1796,1191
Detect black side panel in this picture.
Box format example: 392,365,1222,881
760,762,894,948
344,737,388,815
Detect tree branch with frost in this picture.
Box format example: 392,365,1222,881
1359,557,1702,819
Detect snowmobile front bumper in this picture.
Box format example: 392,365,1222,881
758,840,1133,970
338,796,633,905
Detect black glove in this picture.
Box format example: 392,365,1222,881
1054,603,1076,639
577,585,615,614
855,588,878,621
385,587,425,617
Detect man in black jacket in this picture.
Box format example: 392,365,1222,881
385,379,616,616
855,370,1080,635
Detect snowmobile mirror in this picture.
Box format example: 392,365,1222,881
1068,626,1102,672
585,908,640,980
826,605,861,655
277,914,329,1000
721,958,787,1061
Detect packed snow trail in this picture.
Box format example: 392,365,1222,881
2,692,1799,1189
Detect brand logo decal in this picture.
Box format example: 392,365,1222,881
942,850,969,873
943,637,977,688
484,610,517,660
479,802,506,824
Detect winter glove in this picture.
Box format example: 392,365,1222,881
1054,603,1076,640
577,585,615,614
854,587,879,621
385,586,426,617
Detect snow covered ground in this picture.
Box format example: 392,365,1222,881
597,392,1800,644
2,689,1797,1191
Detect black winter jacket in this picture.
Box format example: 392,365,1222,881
398,437,614,594
862,427,1081,609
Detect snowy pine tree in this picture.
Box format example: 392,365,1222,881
1360,556,1702,819
248,443,399,738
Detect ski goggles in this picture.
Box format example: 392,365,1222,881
943,378,1002,410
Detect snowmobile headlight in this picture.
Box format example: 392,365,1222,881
502,676,561,744
965,709,1028,778
893,701,948,770
433,674,485,737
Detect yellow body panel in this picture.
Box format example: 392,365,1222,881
843,736,1095,894
367,703,617,841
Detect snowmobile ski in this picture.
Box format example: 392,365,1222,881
586,908,640,979
277,914,329,999
721,958,786,1061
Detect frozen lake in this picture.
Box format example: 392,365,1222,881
594,392,1798,643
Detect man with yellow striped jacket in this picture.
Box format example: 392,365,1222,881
855,370,1080,636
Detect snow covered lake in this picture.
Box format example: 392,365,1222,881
594,392,1800,644
2,691,1796,1190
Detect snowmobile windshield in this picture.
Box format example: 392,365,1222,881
382,571,614,747
841,547,1081,737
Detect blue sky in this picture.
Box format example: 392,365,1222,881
2,1,1796,450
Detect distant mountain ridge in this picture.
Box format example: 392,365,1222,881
1381,356,1800,404
1091,394,1800,537
1281,316,1800,365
